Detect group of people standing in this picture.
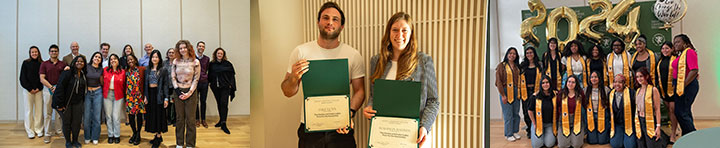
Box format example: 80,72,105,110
19,40,237,148
496,34,700,148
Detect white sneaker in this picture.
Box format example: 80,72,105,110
513,133,521,140
176,146,183,148
506,136,517,142
93,140,98,145
85,140,91,144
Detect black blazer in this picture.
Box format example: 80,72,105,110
144,68,169,104
611,88,636,125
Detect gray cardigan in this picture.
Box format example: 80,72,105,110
368,52,440,131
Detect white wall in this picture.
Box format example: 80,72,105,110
250,0,304,147
0,0,250,121
489,0,720,119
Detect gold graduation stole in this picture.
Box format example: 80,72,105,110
546,56,562,90
535,95,558,137
586,90,606,133
677,48,691,96
586,59,610,87
566,56,588,88
631,50,657,82
561,96,583,136
609,88,633,137
657,56,677,97
505,63,515,103
634,86,656,138
520,68,542,101
608,52,631,86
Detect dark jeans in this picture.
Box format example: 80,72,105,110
675,79,699,135
210,86,230,123
196,82,209,121
636,117,667,148
522,97,532,137
61,102,83,144
297,124,356,148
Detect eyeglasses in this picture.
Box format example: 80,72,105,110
50,50,59,52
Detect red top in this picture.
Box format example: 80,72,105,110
672,48,699,79
39,60,67,85
103,67,126,100
557,95,578,115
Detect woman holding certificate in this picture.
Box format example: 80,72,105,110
362,12,439,148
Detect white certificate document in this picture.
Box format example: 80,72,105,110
303,95,350,132
369,116,419,148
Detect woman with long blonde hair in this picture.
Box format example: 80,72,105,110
362,12,439,147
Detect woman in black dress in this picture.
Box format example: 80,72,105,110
144,50,169,148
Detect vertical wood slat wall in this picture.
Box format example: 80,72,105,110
302,0,486,147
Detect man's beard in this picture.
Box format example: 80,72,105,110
319,27,342,40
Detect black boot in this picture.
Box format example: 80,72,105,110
128,133,135,144
133,133,141,145
221,123,231,134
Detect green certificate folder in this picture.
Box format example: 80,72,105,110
301,59,350,97
301,59,351,132
373,79,422,118
369,79,422,148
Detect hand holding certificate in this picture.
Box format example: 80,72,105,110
368,79,423,148
304,95,350,132
301,59,352,132
368,116,419,148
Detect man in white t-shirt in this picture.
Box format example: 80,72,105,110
281,2,365,147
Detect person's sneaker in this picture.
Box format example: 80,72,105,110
44,136,51,144
92,140,98,145
506,136,516,142
65,142,72,148
513,133,521,140
176,145,183,148
84,140,90,144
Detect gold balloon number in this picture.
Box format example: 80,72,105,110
579,0,612,41
520,0,547,46
606,0,641,49
546,6,578,51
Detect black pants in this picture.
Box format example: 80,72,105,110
167,87,176,124
297,124,356,148
521,96,532,137
129,114,144,136
196,82,209,121
210,86,230,123
61,102,83,144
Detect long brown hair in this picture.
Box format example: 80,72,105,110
175,40,196,60
371,12,418,82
